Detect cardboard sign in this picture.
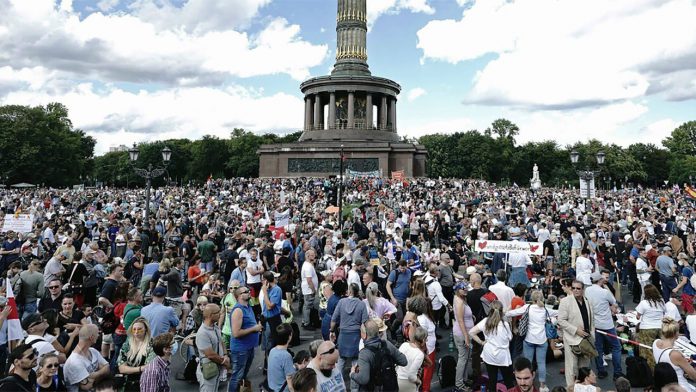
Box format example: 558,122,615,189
474,240,543,255
1,214,33,233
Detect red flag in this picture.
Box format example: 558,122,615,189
5,278,24,342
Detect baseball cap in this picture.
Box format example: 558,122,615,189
21,313,44,330
454,281,468,291
153,287,167,297
590,271,603,283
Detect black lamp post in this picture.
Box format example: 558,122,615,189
570,150,605,197
128,144,171,230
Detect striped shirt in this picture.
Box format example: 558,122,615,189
140,355,170,392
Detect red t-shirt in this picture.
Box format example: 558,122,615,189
511,296,525,320
114,301,127,335
188,265,204,284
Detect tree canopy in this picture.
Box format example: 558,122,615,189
0,102,693,187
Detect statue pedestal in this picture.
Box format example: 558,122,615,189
531,179,541,190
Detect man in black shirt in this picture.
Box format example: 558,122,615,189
38,278,64,313
467,273,487,381
0,344,37,390
220,241,239,287
98,264,123,308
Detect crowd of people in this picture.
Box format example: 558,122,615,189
0,177,695,392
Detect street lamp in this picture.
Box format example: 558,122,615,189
570,150,605,198
128,143,172,231
338,144,345,230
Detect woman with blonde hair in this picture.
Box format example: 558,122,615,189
396,326,428,392
469,300,514,391
653,317,696,392
117,316,155,391
506,290,558,392
635,284,666,370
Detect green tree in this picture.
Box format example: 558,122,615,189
663,121,696,156
484,118,520,143
189,135,230,180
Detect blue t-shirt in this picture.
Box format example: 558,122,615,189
268,347,296,391
1,239,21,264
682,266,696,295
262,285,282,318
388,268,412,302
231,303,258,351
141,302,179,337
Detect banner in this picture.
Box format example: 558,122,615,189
391,170,404,181
474,240,543,255
579,178,596,198
346,169,381,178
274,209,290,228
268,226,286,240
1,214,33,233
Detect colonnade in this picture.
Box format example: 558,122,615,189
304,92,397,132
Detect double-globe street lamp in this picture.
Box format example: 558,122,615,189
128,144,172,231
570,150,605,197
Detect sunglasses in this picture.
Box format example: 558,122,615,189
319,347,336,356
29,318,45,328
239,289,250,294
571,287,583,290
49,285,61,289
44,363,59,369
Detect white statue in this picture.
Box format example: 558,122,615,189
531,163,542,190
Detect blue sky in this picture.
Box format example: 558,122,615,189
1,0,695,154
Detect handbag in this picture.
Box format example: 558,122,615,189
571,337,598,358
517,306,530,336
201,360,219,380
545,309,558,339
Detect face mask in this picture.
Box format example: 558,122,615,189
170,340,179,355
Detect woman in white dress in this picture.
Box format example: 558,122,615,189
653,317,696,392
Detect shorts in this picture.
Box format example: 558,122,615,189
102,334,113,344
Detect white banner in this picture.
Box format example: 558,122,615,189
474,240,543,255
1,214,34,233
274,209,290,228
579,178,596,198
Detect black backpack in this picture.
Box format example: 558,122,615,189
365,341,398,391
625,355,653,387
438,355,457,388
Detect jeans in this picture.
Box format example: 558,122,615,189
302,293,315,326
523,341,548,383
453,334,472,389
337,356,358,392
110,333,127,373
20,300,37,321
660,275,677,302
202,261,213,273
595,327,623,376
229,347,255,392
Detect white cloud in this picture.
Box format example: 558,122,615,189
407,87,426,101
633,118,680,146
1,83,304,154
416,0,696,108
0,0,327,85
367,0,435,27
96,0,119,12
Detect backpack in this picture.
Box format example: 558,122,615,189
365,341,398,391
123,257,135,280
438,355,456,388
625,355,653,387
481,290,499,317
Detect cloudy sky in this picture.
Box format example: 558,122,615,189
1,0,695,154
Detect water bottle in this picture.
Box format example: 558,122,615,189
627,347,634,357
481,385,487,392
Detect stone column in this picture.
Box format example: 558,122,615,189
304,96,312,131
389,98,397,132
328,92,336,129
314,94,322,130
348,92,355,129
365,94,373,129
380,96,388,130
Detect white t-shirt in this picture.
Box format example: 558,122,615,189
307,360,346,392
575,256,594,285
475,317,513,366
636,258,651,283
347,269,361,288
64,348,108,392
686,315,696,344
301,262,319,296
665,301,682,322
571,232,583,249
537,228,550,244
246,258,263,284
417,314,437,354
489,282,514,312
396,342,425,382
506,304,558,345
636,300,666,329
